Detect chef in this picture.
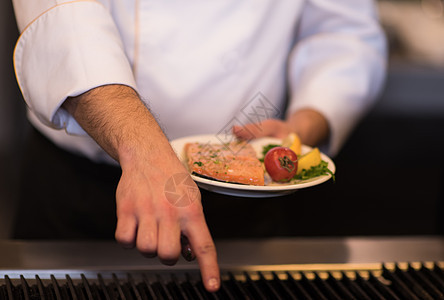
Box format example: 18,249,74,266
12,0,386,292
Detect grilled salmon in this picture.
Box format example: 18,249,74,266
184,141,265,186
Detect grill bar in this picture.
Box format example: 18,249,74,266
425,265,444,294
271,272,297,300
183,273,204,300
313,272,341,299
408,265,444,299
0,262,443,300
351,271,381,299
325,272,356,300
285,271,313,300
81,273,94,300
35,276,46,300
5,276,14,300
300,271,329,300
395,264,434,300
227,272,250,299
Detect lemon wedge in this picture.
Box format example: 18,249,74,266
297,147,322,175
282,132,301,155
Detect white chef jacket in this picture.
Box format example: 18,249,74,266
12,0,387,164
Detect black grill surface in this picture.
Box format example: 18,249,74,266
0,262,443,300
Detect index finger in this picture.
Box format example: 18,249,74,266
183,223,220,292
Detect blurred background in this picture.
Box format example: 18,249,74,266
0,0,27,238
1,0,443,238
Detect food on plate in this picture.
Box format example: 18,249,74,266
295,160,334,181
182,132,333,186
281,132,301,155
184,141,265,186
264,147,298,182
261,133,334,183
296,147,321,175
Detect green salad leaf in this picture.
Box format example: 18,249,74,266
260,144,281,162
293,160,335,181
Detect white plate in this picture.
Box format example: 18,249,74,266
170,134,335,197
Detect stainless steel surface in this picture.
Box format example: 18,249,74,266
0,237,443,299
0,236,442,272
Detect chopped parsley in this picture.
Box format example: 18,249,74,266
193,161,203,167
293,160,335,181
260,143,281,162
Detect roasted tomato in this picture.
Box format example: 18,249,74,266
264,147,298,182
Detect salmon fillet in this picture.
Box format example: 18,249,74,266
185,141,265,186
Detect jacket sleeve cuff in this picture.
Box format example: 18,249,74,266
287,34,387,157
13,1,137,135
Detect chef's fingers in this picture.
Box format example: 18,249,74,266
115,213,137,249
157,214,181,265
184,220,220,292
232,124,256,140
232,119,289,140
136,218,158,258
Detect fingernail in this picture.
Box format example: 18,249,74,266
208,277,220,290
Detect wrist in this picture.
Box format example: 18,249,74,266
287,108,329,147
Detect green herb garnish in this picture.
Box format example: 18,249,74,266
193,161,203,167
293,160,335,181
259,143,281,162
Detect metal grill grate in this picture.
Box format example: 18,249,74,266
0,262,443,299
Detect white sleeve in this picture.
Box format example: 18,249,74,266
287,0,387,156
12,0,137,135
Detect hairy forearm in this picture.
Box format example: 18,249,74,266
63,85,171,166
62,85,220,292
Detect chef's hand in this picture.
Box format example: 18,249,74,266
114,152,220,292
233,108,329,147
63,84,220,292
